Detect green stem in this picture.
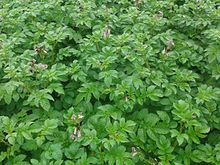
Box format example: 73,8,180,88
173,123,184,148
52,41,58,64
96,42,101,52
0,140,10,146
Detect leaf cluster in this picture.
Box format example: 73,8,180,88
0,0,220,164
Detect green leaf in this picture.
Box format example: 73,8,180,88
22,132,32,140
22,140,37,151
157,111,170,123
44,119,59,129
4,94,12,104
40,99,51,111
147,129,157,141
138,128,145,142
44,93,54,101
51,144,63,160
177,136,184,145
65,160,75,165
8,136,15,145
36,136,45,146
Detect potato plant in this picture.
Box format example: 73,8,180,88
0,0,220,164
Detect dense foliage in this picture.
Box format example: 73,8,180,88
0,0,220,164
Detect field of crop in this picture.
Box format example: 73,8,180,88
0,0,220,164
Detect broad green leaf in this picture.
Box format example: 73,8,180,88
40,99,51,111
